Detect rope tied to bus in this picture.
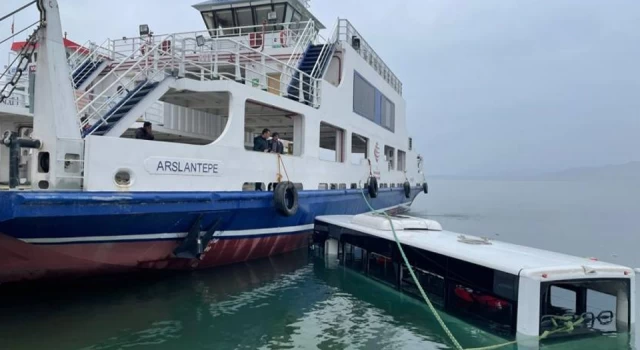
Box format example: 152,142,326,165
358,186,585,350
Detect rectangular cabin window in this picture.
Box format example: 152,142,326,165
353,73,375,121
235,7,255,30
319,122,345,163
381,95,395,131
408,137,413,151
353,71,395,132
214,10,234,29
351,133,368,165
384,145,395,171
254,5,273,24
397,150,406,171
244,100,301,156
274,4,286,24
202,12,215,31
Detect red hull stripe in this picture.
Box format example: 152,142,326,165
20,224,315,245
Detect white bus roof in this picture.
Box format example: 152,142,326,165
315,213,633,280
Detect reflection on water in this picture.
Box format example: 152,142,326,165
0,248,633,349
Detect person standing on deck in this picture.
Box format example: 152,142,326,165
135,121,155,140
268,132,284,154
253,128,270,152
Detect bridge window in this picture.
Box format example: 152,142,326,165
254,5,273,24
319,122,345,162
351,133,368,165
235,8,254,29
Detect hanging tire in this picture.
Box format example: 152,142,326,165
274,181,298,216
422,182,428,194
403,181,411,198
367,176,378,198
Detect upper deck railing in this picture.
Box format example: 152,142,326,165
337,19,402,95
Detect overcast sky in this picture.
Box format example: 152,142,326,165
2,0,638,176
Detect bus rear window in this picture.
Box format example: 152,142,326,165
540,279,630,337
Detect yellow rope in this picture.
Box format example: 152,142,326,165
358,187,584,350
277,154,290,183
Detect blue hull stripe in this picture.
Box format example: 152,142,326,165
0,188,421,243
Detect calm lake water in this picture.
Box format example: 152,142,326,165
0,179,638,349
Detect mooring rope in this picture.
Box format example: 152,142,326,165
358,187,585,350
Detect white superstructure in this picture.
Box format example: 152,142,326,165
0,0,423,193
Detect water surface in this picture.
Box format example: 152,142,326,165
0,179,637,349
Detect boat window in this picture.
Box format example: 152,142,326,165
408,137,413,151
381,95,395,132
319,122,345,162
244,100,301,156
290,10,301,29
351,133,368,165
214,10,234,29
384,145,395,171
274,4,286,24
202,12,214,31
242,182,266,191
235,7,255,30
318,183,328,190
353,72,375,121
344,243,367,272
353,71,396,132
397,150,406,171
254,5,273,24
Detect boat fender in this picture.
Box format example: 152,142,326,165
422,182,428,194
367,176,378,198
274,181,298,216
403,181,411,198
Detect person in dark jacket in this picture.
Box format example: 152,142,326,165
268,132,284,154
135,121,155,140
253,128,270,152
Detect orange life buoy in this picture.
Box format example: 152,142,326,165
280,31,287,47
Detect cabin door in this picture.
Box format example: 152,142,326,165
267,73,281,95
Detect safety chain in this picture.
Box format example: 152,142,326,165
0,25,41,105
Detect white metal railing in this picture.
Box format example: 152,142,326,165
283,20,317,89
310,21,339,79
108,21,311,59
79,36,177,135
189,36,320,106
337,19,402,95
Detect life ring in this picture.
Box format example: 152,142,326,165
403,181,411,198
279,31,287,47
274,181,298,216
422,182,428,194
367,176,378,198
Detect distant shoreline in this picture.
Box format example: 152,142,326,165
428,161,640,182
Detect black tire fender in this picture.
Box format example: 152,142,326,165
422,182,428,194
403,181,411,198
274,181,299,216
367,176,378,198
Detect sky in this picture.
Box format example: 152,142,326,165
1,0,639,176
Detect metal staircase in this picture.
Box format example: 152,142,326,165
286,43,335,102
71,59,107,90
77,36,177,138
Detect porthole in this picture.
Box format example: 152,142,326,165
114,169,132,187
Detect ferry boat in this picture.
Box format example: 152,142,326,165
0,0,427,284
